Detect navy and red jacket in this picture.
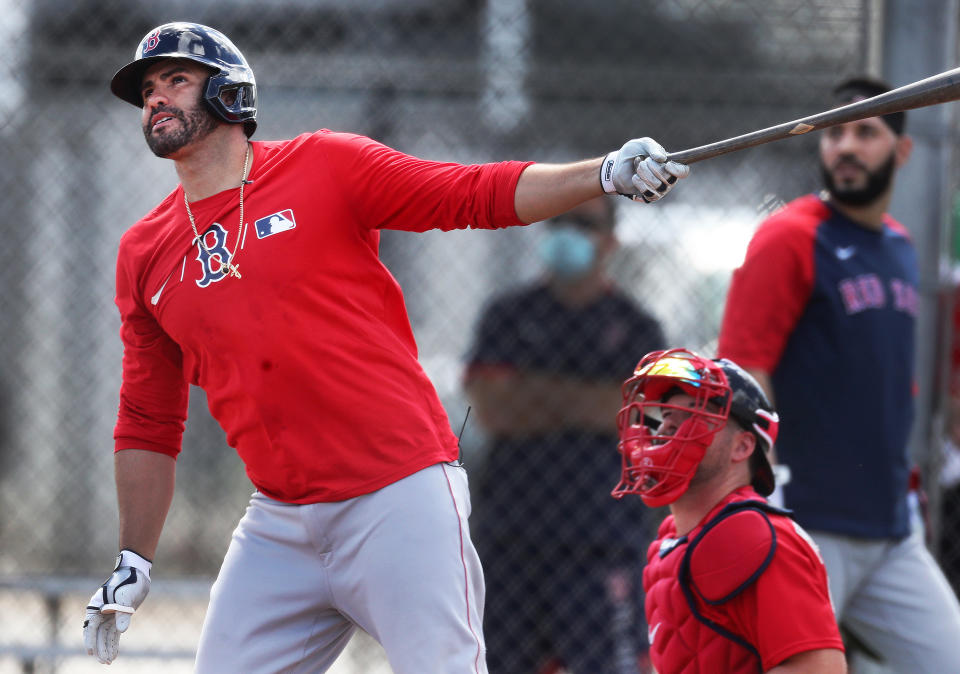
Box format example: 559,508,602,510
719,194,918,539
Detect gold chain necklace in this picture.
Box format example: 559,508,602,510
183,143,252,280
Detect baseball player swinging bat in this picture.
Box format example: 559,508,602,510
639,65,960,168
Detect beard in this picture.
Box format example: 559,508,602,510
821,152,896,207
142,95,220,157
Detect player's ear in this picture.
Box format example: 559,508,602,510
894,133,913,168
731,428,756,465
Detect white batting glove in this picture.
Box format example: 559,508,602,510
83,549,152,665
600,137,690,202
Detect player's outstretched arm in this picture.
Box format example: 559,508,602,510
83,449,175,664
513,137,689,224
766,647,847,673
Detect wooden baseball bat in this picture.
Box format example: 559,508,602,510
657,66,960,165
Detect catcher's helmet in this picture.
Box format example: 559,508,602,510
611,349,779,506
713,358,779,497
110,22,257,137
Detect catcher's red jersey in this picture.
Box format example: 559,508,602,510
114,130,531,502
643,487,843,673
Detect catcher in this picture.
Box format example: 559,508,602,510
612,348,846,673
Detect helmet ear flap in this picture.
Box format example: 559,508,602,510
204,77,258,137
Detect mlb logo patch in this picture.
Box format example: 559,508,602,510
255,210,297,239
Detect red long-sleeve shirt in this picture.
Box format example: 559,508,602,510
114,130,532,502
644,488,843,673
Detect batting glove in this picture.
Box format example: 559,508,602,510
83,549,152,665
600,137,690,202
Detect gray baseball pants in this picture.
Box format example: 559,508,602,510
194,462,487,673
812,528,960,673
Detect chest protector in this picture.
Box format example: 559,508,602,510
644,500,788,674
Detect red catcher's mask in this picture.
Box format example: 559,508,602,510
611,349,732,507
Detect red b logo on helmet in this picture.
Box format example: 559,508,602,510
144,30,161,53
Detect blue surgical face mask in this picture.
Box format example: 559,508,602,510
539,226,596,279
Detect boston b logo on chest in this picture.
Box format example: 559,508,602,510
194,223,236,288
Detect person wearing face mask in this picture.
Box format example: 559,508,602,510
463,196,666,674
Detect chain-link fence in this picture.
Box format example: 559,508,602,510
1,0,958,672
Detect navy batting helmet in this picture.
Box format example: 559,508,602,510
110,22,257,137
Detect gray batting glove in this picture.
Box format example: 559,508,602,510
600,137,690,202
83,549,152,665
